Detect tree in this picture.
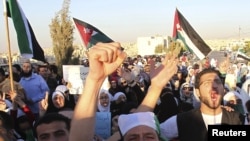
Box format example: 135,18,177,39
232,45,239,52
49,0,75,75
154,44,164,54
166,41,184,56
244,41,250,56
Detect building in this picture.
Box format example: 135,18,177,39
137,35,169,56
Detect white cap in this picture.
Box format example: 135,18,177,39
118,112,156,136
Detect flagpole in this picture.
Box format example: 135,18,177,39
3,0,14,92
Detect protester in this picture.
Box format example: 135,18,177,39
37,65,58,94
160,68,244,141
39,85,75,117
223,91,244,114
69,42,178,141
33,113,70,141
110,91,127,117
118,112,166,141
0,90,36,141
179,82,194,104
0,111,17,141
97,89,113,112
19,61,49,119
245,99,250,124
0,68,26,102
49,64,63,85
108,78,121,96
240,78,250,114
155,87,179,123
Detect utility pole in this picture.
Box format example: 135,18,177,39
239,26,241,40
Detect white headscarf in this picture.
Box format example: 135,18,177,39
223,91,242,105
179,82,194,104
240,79,250,114
97,89,113,112
113,92,126,101
52,91,65,100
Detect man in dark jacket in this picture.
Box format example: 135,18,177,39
160,68,243,141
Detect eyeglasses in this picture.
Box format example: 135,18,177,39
199,79,222,87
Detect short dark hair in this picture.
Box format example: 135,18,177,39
13,64,22,72
0,68,5,76
194,68,221,89
37,65,48,72
33,113,71,138
49,64,58,74
0,111,14,131
245,99,250,112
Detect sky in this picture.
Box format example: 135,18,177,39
1,0,250,53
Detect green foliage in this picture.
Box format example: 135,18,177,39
49,0,76,75
154,44,164,54
166,41,184,54
244,41,250,56
232,45,239,52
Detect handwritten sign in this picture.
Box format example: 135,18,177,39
63,65,89,94
95,112,111,139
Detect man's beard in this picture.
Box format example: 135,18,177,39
21,70,32,77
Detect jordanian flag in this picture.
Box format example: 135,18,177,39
173,8,212,60
7,0,46,62
236,48,250,61
73,17,114,49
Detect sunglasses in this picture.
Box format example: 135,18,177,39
183,87,193,91
121,81,127,85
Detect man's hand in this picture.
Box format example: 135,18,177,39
117,66,135,83
87,42,127,81
0,93,6,111
219,56,230,74
39,93,49,111
150,53,178,89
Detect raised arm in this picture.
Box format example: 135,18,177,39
69,42,127,141
135,53,178,112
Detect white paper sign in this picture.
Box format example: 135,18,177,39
63,65,89,94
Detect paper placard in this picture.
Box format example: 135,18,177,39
95,112,111,139
63,65,89,94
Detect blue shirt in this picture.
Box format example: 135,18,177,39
20,73,49,114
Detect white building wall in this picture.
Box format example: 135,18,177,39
137,36,168,56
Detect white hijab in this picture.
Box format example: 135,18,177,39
240,78,250,114
97,89,113,112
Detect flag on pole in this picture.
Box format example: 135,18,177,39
236,48,250,62
172,8,212,60
7,0,46,62
72,17,114,49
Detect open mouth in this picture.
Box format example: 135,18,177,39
211,91,218,102
103,103,108,106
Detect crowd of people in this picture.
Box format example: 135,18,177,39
0,42,249,141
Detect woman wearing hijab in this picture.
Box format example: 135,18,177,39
110,92,127,118
44,85,75,115
179,82,194,104
97,89,113,112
